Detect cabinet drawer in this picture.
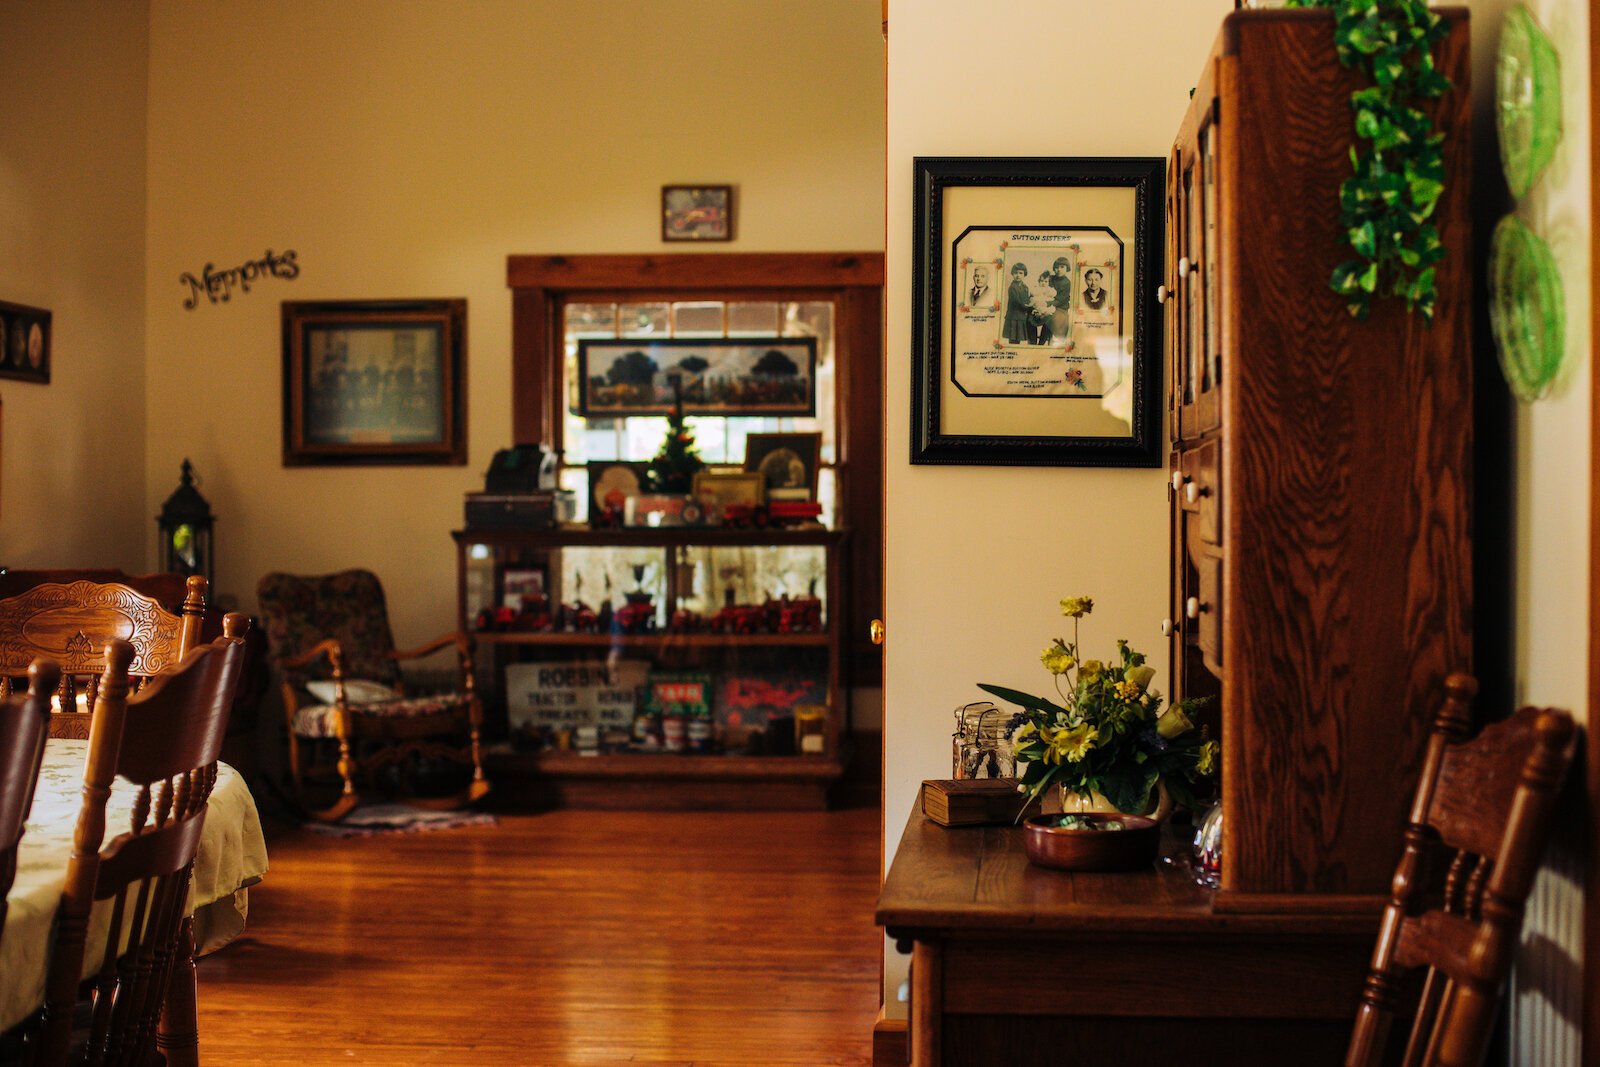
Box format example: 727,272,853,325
1190,551,1223,675
1178,441,1222,546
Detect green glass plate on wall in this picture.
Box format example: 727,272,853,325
1496,4,1562,198
1489,214,1565,402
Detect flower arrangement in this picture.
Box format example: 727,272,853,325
980,595,1217,817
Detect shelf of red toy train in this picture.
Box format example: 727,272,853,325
482,746,850,810
471,631,830,647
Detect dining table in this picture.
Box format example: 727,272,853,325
0,738,269,1049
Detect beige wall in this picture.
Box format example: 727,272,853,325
882,0,1234,1013
0,2,149,567
142,0,885,638
1464,1,1592,1062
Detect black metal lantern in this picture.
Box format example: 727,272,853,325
157,458,214,584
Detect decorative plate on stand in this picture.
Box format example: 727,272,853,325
1488,214,1566,402
1496,4,1562,198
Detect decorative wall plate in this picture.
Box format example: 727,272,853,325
1488,214,1566,402
1496,4,1562,198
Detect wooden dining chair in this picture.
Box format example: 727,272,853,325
256,568,488,822
0,659,58,943
35,616,248,1067
1346,674,1578,1067
0,576,209,738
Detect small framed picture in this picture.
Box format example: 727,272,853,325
281,298,467,466
500,566,547,612
587,461,652,523
662,185,734,242
692,471,767,515
0,300,52,384
744,432,822,501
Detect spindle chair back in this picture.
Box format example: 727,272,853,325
35,615,248,1067
0,659,58,945
0,576,208,738
1346,674,1578,1067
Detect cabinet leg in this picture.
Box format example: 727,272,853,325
911,941,941,1067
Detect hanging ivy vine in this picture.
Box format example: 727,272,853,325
1284,0,1453,320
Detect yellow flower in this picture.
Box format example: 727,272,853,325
1112,680,1142,702
1059,596,1094,618
1195,739,1219,776
1014,721,1036,739
1079,659,1104,677
1040,643,1076,675
1156,705,1194,739
1126,665,1156,691
1047,722,1098,763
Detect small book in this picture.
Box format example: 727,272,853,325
921,778,1041,827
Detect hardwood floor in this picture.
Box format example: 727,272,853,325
196,807,883,1066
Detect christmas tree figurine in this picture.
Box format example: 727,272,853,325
645,379,705,493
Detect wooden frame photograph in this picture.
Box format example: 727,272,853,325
744,432,822,501
576,337,815,417
911,157,1164,467
0,299,51,385
661,185,734,242
692,470,767,514
282,298,467,466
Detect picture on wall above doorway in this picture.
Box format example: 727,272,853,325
661,185,734,241
910,157,1164,468
0,299,51,385
281,298,467,466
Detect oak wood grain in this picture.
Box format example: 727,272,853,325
197,807,882,1065
1209,10,1472,897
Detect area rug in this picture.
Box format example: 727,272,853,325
303,803,498,838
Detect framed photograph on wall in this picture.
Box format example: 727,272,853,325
0,299,51,385
661,185,734,242
282,299,467,466
911,157,1164,467
576,337,816,417
744,432,822,501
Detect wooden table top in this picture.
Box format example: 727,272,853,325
876,809,1378,939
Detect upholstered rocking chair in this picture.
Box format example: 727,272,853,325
256,569,488,822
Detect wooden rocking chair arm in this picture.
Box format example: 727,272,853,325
387,633,472,662
279,638,344,671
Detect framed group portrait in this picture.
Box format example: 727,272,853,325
911,156,1164,467
281,299,467,466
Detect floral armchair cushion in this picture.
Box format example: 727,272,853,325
256,570,404,689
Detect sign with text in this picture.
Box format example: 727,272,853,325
506,659,647,732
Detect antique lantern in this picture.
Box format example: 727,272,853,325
157,458,214,584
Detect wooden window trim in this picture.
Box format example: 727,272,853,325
506,252,885,686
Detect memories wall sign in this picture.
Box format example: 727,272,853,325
180,248,300,310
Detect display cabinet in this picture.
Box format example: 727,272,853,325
1162,8,1472,907
454,526,848,809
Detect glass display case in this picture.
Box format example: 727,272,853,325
454,526,848,806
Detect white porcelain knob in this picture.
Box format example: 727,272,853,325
1161,618,1175,637
1171,471,1186,492
1184,482,1199,505
1178,256,1192,279
1157,284,1169,304
1186,596,1201,620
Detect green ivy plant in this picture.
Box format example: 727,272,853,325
1284,0,1453,320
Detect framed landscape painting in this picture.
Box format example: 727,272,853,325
576,337,816,417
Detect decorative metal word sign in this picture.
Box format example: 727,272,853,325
180,248,299,309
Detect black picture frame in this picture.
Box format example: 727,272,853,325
0,300,52,385
575,337,816,418
744,431,822,501
911,156,1165,467
661,185,734,242
281,299,467,466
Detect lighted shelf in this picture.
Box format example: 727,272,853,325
472,631,829,648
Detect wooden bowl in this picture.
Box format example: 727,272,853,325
1023,813,1161,871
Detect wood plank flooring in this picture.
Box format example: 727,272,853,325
196,807,882,1066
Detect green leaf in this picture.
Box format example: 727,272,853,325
976,683,1065,717
1099,764,1159,816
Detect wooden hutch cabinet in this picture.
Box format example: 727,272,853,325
1165,7,1472,908
879,11,1471,1065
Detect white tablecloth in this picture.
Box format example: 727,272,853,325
0,739,269,1031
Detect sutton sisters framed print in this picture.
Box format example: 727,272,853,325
910,157,1164,467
